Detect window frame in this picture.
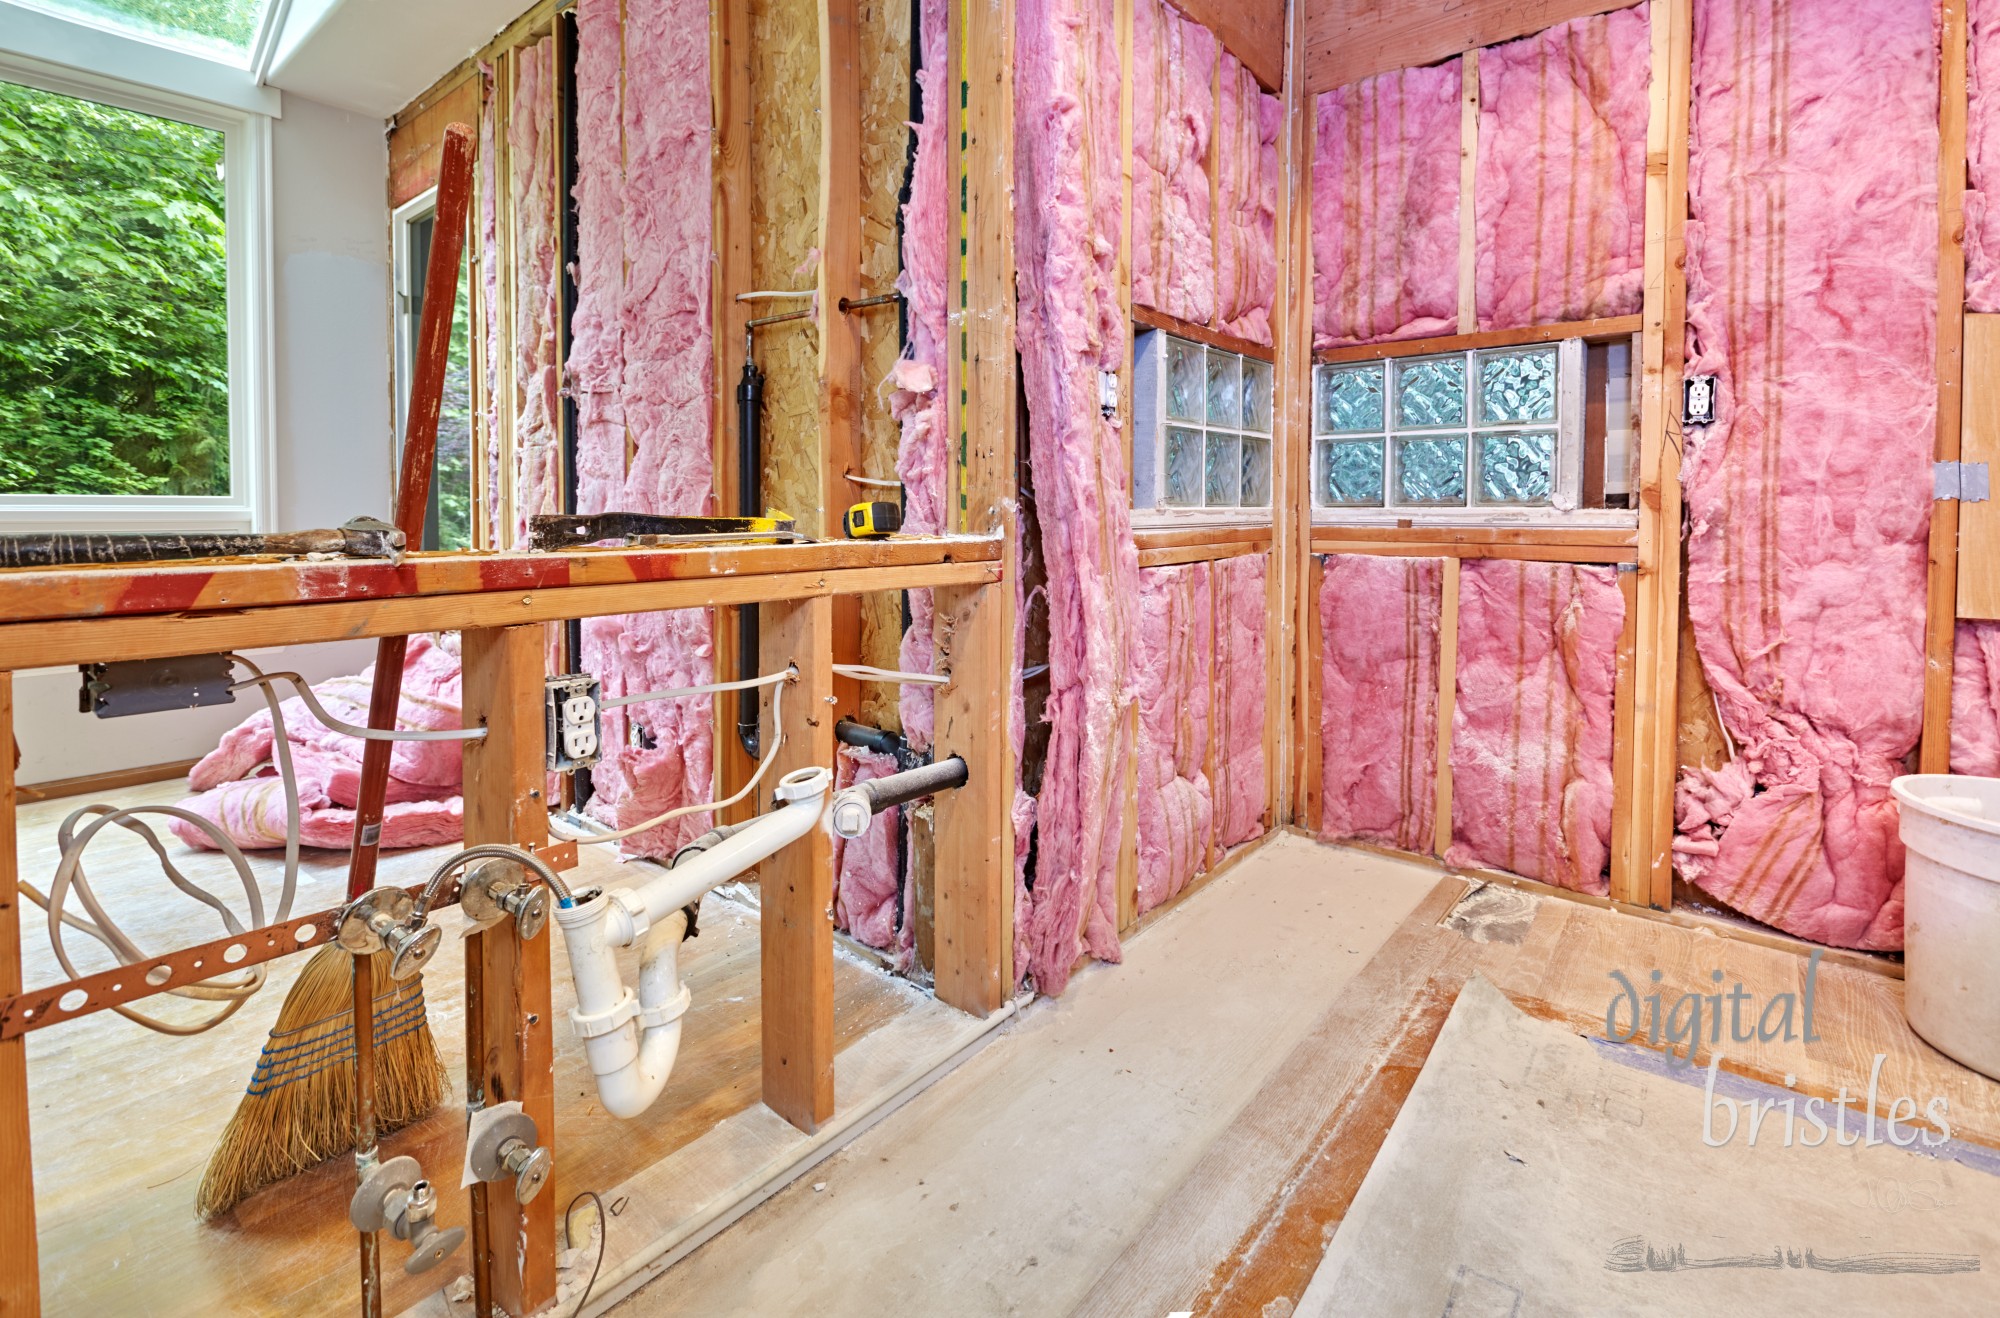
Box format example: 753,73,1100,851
0,50,275,533
1311,337,1638,530
1131,327,1277,528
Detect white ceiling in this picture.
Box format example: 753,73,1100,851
266,0,530,118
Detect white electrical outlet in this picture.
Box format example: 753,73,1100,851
544,675,603,771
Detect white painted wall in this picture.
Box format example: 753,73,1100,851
15,93,395,787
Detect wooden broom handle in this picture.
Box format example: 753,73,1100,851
345,124,477,901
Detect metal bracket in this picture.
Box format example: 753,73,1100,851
1935,460,1991,502
78,654,237,719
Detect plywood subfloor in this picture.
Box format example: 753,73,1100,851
608,832,1447,1315
15,779,947,1316
1300,975,2000,1313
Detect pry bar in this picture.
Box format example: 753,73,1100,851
0,516,404,570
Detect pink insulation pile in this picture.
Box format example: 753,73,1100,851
1448,560,1621,895
173,637,465,851
509,40,563,545
1312,63,1461,348
1318,554,1442,853
567,0,717,857
1953,622,2000,774
893,0,951,754
832,745,912,958
1475,5,1649,329
1133,563,1214,915
1968,0,2000,310
1674,0,1938,949
1014,0,1136,994
1212,553,1268,847
1131,0,1216,325
1212,55,1283,346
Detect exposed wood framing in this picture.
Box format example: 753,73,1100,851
1133,304,1278,362
1164,0,1285,93
1960,315,2000,620
1116,0,1141,933
1308,525,1636,564
1277,0,1315,824
1301,554,1325,831
821,0,867,724
1432,557,1461,857
1304,0,1637,95
1457,51,1479,335
1607,565,1640,890
760,596,838,1130
1135,523,1275,551
389,76,484,210
930,0,1018,1016
0,675,36,1316
713,0,759,807
15,758,200,804
1314,313,1642,364
1924,0,1971,769
1137,541,1269,568
459,625,558,1312
1609,0,1691,910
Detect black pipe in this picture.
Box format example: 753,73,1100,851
558,7,591,809
836,718,928,772
736,357,765,758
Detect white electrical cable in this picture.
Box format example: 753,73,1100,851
736,290,816,302
843,471,902,490
552,669,798,845
832,663,949,687
233,669,488,742
602,668,793,710
18,654,308,1035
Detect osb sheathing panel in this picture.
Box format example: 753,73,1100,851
751,0,823,529
858,0,914,727
389,75,483,209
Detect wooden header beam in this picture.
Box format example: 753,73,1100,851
1303,0,1638,96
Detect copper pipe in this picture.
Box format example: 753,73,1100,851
467,932,493,1315
353,953,381,1317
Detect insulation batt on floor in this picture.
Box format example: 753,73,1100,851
1474,4,1649,328
1134,562,1214,916
1449,560,1621,896
1675,0,1938,949
1318,554,1442,854
175,636,466,850
1014,0,1135,994
566,0,717,858
1311,62,1461,348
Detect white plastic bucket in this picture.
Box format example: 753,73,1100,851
1891,773,2000,1080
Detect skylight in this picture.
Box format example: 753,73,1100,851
11,0,277,65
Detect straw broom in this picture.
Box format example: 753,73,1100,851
196,123,477,1221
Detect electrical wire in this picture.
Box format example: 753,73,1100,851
735,290,815,302
551,669,796,846
601,668,792,710
231,667,488,741
832,663,949,687
842,471,902,489
561,1190,608,1317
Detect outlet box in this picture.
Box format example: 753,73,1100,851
544,674,603,772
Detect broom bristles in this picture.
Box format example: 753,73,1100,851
195,944,448,1220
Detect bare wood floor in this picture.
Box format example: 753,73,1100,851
15,780,943,1316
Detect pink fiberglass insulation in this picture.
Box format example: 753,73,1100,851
1953,622,2000,774
1675,0,1937,950
894,0,951,752
1213,553,1268,847
1474,5,1650,330
509,40,563,546
1448,560,1621,895
1131,0,1217,325
1318,554,1442,853
1213,54,1281,346
1016,0,1136,994
568,0,716,858
1312,62,1462,348
832,744,906,953
1133,563,1214,916
174,636,467,851
1969,0,2000,309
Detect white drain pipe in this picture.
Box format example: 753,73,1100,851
555,766,833,1119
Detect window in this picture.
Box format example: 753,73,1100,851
1133,329,1274,516
0,62,270,531
12,0,278,64
1311,339,1635,521
392,192,476,552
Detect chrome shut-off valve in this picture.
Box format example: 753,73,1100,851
468,1108,553,1204
336,887,442,981
349,1156,465,1274
459,859,552,941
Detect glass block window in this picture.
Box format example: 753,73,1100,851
1311,342,1584,516
1134,330,1274,513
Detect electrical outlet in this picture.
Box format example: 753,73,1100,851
545,675,603,771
